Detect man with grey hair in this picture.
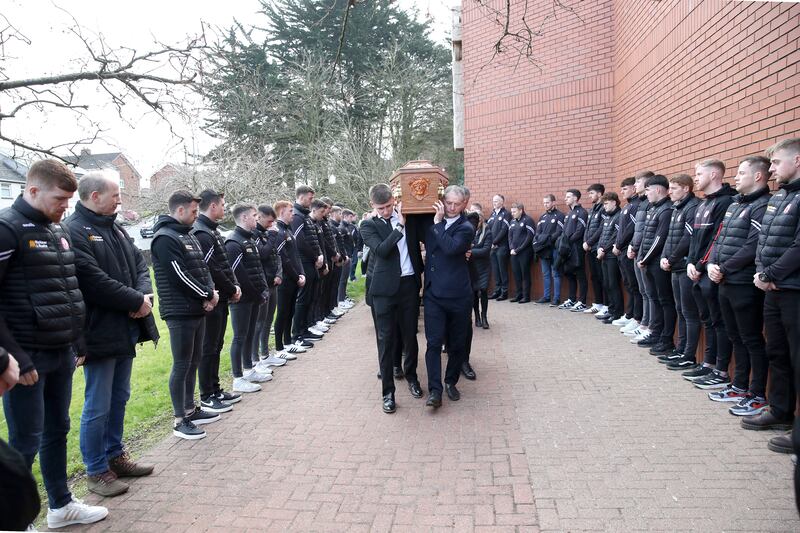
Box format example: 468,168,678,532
423,185,476,408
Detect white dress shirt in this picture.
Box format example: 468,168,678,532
387,212,414,276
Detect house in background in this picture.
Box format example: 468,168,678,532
63,149,142,209
0,154,28,209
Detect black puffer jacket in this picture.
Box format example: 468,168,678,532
598,207,621,256
225,226,267,302
585,202,604,251
469,224,493,290
662,193,699,272
687,183,736,271
276,219,303,283
291,204,322,265
629,195,649,255
756,178,800,290
64,202,159,362
253,223,282,287
637,196,673,265
711,187,770,284
615,195,641,250
192,214,239,301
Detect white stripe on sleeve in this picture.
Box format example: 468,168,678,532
171,260,208,297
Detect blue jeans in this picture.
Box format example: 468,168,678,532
2,348,74,509
539,248,561,301
79,356,133,476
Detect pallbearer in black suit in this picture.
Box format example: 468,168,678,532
423,186,476,408
359,184,424,414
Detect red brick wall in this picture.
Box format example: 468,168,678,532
462,0,800,214
113,155,141,210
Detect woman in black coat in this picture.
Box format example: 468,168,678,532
467,211,493,328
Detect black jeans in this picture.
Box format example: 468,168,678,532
679,274,703,361
587,250,604,305
619,255,641,320
257,286,278,356
373,276,420,397
601,257,623,318
166,317,205,418
670,272,687,353
490,246,510,293
275,280,298,350
719,283,767,397
2,348,74,509
644,262,676,345
292,263,318,339
564,257,588,304
424,294,472,393
229,301,260,377
510,248,532,299
693,275,731,366
763,290,799,422
199,301,229,399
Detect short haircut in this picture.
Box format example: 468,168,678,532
232,203,255,221
310,199,327,210
199,189,224,211
443,185,467,201
168,190,201,214
27,159,78,192
698,159,726,177
742,155,772,180
319,196,334,207
566,188,581,199
620,177,635,187
342,209,354,216
634,170,655,180
273,200,292,214
330,205,342,213
257,204,276,218
645,174,669,189
470,202,482,211
669,173,694,191
77,172,114,202
369,183,392,204
543,193,556,202
587,183,605,194
493,194,505,201
295,185,315,198
766,137,800,158
601,192,620,205
511,202,525,211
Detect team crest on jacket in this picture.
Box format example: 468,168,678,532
785,204,794,214
550,218,555,223
60,237,70,250
572,214,576,219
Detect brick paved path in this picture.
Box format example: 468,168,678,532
71,301,799,532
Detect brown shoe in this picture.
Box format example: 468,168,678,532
87,470,129,497
768,431,794,454
109,452,154,477
740,408,793,431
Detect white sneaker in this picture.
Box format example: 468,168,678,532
284,344,305,354
314,322,330,332
330,308,345,317
600,305,609,314
621,320,640,334
338,301,354,309
583,303,601,314
262,354,287,367
254,360,274,374
307,326,325,336
47,497,108,529
632,330,651,343
612,316,631,326
277,349,297,361
232,377,261,393
323,318,337,325
244,368,273,383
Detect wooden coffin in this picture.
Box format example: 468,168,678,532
388,160,450,214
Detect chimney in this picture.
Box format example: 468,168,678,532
80,148,92,157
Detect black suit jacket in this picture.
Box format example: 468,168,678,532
359,215,423,299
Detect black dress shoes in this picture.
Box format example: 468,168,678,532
495,293,508,301
382,395,396,414
488,291,500,299
482,318,490,329
475,317,484,328
462,362,476,381
509,296,520,303
518,297,530,304
426,390,442,408
445,383,461,401
408,381,423,398
393,366,405,379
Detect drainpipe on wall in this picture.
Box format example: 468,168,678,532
452,5,464,152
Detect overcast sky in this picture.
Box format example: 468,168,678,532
1,0,455,181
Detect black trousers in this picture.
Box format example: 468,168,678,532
619,255,641,320
166,317,205,417
564,256,588,304
258,286,278,356
587,250,604,305
692,275,731,366
274,280,298,350
719,283,767,397
510,248,532,299
372,276,420,397
678,274,703,361
644,262,676,345
601,257,623,318
762,290,799,422
424,293,471,393
292,263,317,340
199,301,229,399
670,272,687,353
490,246,510,293
327,264,342,312
313,268,329,324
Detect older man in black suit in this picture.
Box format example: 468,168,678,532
359,183,424,414
424,185,476,408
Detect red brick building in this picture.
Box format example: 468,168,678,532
460,0,800,212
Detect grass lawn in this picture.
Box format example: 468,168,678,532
0,264,366,507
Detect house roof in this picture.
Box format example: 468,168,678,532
62,151,142,180
0,153,28,183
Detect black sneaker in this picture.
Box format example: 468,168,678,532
637,336,659,347
187,406,220,425
693,370,731,390
666,356,698,371
657,352,683,364
173,418,206,440
304,331,324,340
201,396,233,413
535,297,549,304
649,343,675,356
216,390,242,405
681,365,713,381
595,312,611,320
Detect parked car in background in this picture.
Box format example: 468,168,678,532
140,225,155,238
